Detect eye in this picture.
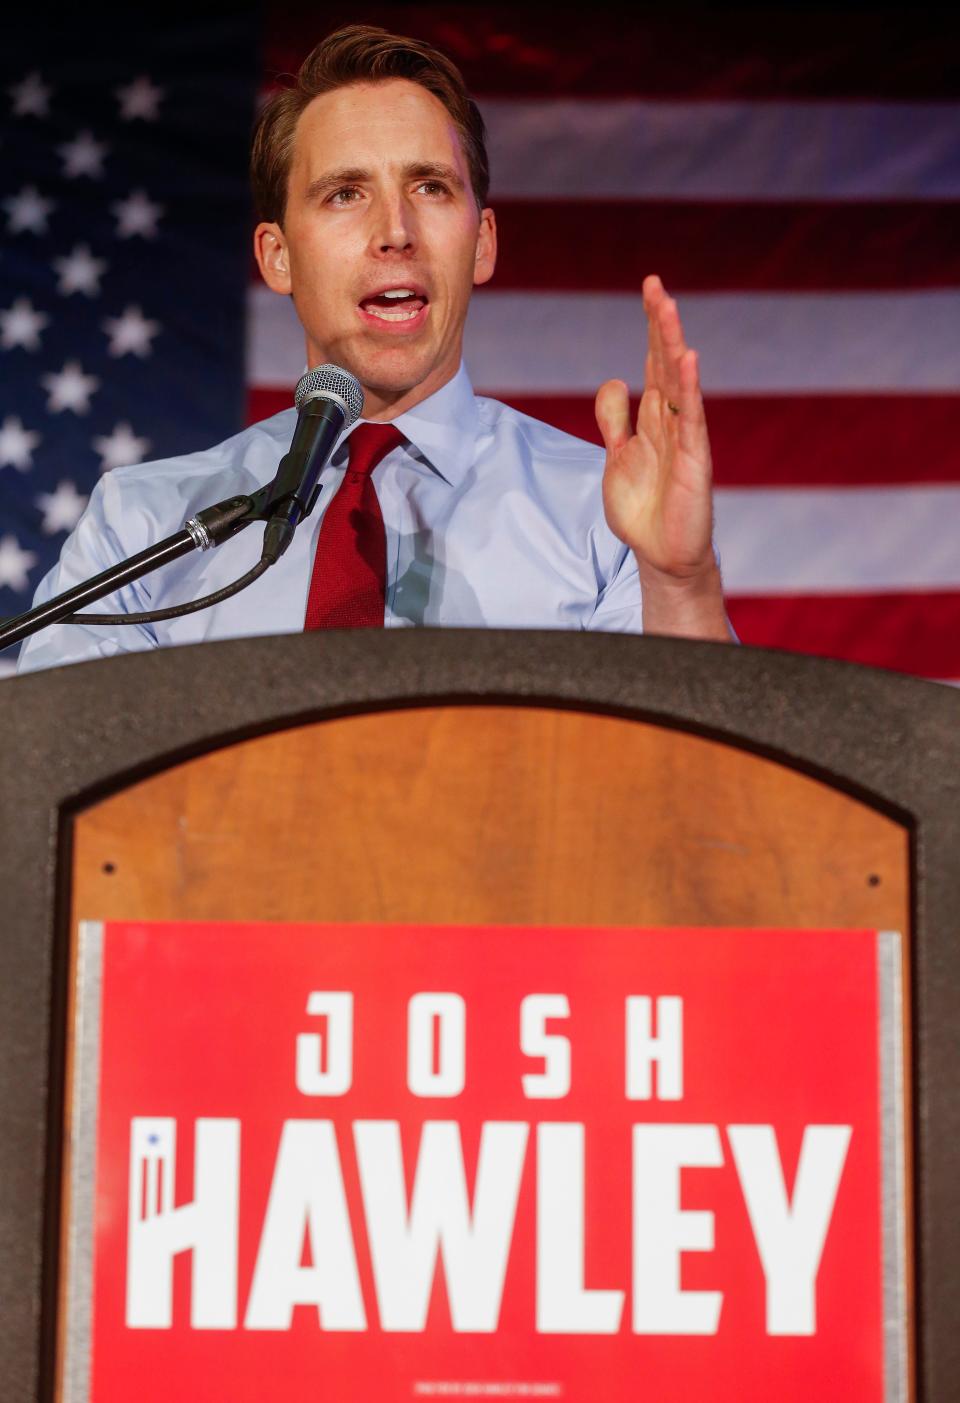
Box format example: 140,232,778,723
415,180,449,197
329,186,363,206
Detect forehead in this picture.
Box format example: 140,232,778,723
290,78,469,180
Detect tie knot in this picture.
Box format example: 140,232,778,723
347,422,405,478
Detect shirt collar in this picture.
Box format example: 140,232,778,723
340,361,479,487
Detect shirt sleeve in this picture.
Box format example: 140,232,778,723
585,542,644,634
16,471,158,674
587,540,740,641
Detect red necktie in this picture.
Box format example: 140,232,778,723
303,422,404,629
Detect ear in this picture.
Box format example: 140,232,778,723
472,207,497,288
254,221,292,295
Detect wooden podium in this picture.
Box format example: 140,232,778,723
1,629,957,1400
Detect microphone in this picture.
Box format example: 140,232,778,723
261,363,364,564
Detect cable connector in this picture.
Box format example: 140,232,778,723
193,494,261,546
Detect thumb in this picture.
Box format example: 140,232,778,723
595,379,632,454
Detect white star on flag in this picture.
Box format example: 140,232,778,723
112,189,163,239
58,130,108,179
0,416,41,472
53,243,108,297
0,297,50,352
8,71,51,118
92,421,150,472
103,304,161,358
3,186,56,236
41,361,100,416
36,481,88,535
115,75,164,122
0,535,37,593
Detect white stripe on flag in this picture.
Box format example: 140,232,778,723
481,98,960,200
465,291,960,394
248,288,305,387
716,486,960,593
248,285,960,394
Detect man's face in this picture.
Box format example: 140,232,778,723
254,78,496,417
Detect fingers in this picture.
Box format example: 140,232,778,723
595,379,632,453
655,297,688,411
638,352,658,437
643,273,689,409
676,348,711,473
643,275,666,391
636,278,711,471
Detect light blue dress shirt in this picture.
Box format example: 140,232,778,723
17,363,642,672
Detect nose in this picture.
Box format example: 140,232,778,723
370,190,415,256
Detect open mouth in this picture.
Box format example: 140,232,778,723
358,286,429,325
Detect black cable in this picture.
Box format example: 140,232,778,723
65,558,273,626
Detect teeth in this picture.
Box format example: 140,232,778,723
383,288,415,299
367,306,419,321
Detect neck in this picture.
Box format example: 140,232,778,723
305,346,461,422
358,360,461,421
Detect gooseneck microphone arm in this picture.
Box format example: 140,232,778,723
0,363,365,654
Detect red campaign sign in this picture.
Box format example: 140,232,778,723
79,921,897,1401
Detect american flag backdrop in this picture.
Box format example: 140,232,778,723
2,8,959,679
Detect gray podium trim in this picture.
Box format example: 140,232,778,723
0,629,957,1400
880,930,908,1403
61,923,103,1403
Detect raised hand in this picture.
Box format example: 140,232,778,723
595,274,731,639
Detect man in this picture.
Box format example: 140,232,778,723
18,24,731,674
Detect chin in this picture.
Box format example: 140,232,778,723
351,343,441,397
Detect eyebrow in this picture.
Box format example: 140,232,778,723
303,161,465,203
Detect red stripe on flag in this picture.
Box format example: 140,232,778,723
492,202,960,293
248,388,291,421
245,389,960,488
263,9,957,99
727,591,960,677
697,396,960,488
485,395,960,487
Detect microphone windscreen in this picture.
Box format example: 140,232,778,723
295,363,364,427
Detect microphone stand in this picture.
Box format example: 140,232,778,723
1,384,356,654
0,486,274,652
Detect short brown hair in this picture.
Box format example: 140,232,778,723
251,24,490,225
